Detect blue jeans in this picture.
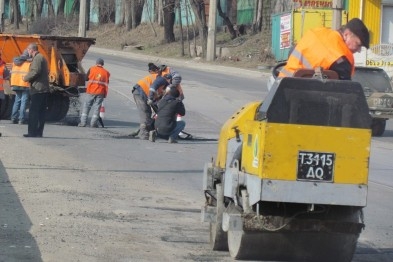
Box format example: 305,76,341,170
169,120,186,140
11,89,30,122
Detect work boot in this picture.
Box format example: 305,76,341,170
11,119,18,124
149,130,157,142
128,129,140,137
139,125,149,140
168,137,178,144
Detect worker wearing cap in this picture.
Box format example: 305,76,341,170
79,58,110,128
160,64,184,100
279,18,370,80
131,62,163,140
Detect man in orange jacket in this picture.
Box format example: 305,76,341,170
78,58,110,128
279,18,369,80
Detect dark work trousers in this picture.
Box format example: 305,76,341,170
28,92,48,136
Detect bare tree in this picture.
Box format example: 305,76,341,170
131,0,145,29
70,0,79,19
11,0,21,29
163,0,175,43
57,0,66,16
189,0,208,56
252,0,263,33
125,0,132,31
216,0,237,39
177,0,184,56
47,0,55,18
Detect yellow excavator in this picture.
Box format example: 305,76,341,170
201,67,372,261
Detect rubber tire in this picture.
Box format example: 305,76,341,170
209,183,228,251
371,118,386,137
46,94,70,122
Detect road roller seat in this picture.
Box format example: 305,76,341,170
258,76,372,129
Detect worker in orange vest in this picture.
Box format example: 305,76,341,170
130,62,162,140
78,58,110,128
0,54,10,136
279,18,369,80
10,50,31,125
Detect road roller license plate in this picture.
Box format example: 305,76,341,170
297,151,335,182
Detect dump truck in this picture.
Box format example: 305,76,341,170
202,67,372,261
0,34,96,121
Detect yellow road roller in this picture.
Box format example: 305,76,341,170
202,68,372,261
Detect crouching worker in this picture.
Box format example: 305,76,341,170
150,85,185,143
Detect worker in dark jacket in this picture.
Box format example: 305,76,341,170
150,85,185,143
22,42,50,138
279,18,369,80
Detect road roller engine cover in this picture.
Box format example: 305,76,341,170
201,67,372,261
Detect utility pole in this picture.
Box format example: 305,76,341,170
206,0,217,62
78,0,87,37
0,0,4,33
332,0,343,30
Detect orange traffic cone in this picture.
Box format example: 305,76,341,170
100,101,105,119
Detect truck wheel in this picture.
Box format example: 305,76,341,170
371,118,386,137
46,94,70,122
0,95,14,120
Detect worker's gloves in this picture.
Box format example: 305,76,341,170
147,99,153,106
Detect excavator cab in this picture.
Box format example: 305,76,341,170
202,67,372,261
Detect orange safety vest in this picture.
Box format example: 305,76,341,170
86,65,110,96
10,62,31,88
279,27,354,77
0,64,5,92
137,73,158,96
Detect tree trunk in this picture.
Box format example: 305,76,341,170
189,0,207,56
217,0,236,39
12,0,20,29
185,0,192,57
177,0,184,56
37,0,44,16
57,0,66,16
158,0,163,26
86,0,90,30
132,0,144,28
47,0,55,18
70,0,79,19
125,0,131,31
163,0,175,43
252,0,263,33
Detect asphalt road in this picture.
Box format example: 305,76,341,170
0,47,392,262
